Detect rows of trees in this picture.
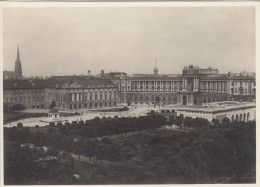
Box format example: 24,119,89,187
139,120,256,183
56,115,167,138
78,120,256,184
4,114,256,184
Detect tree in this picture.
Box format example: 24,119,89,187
107,144,121,164
17,123,23,128
211,118,220,126
73,138,83,160
71,121,78,126
83,140,97,162
184,117,193,130
222,117,230,126
167,116,175,132
56,122,63,127
175,115,184,128
78,120,84,126
49,122,55,127
120,141,137,161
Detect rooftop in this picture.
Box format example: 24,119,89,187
3,78,116,90
175,101,256,113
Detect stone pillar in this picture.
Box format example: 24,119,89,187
71,93,73,102
193,78,195,92
182,80,184,92
184,78,187,92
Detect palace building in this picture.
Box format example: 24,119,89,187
3,48,255,110
3,77,118,110
117,65,256,106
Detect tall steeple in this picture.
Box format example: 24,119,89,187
153,60,158,75
17,45,20,60
14,45,22,79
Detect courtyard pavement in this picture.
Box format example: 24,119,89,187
5,105,161,128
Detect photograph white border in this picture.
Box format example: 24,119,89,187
0,1,259,187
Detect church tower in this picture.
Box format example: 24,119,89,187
14,46,22,79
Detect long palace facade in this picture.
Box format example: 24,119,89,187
3,47,255,110
3,77,118,110
115,65,256,106
3,65,255,110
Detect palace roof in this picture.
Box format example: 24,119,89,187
60,77,117,88
3,78,116,90
3,79,60,90
132,74,182,80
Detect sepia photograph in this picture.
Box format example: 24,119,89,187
0,2,258,186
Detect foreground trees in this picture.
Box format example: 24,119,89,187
4,115,256,184
4,142,74,185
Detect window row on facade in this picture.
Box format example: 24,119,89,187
67,101,117,110
4,96,45,103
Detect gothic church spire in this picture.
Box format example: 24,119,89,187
14,45,22,79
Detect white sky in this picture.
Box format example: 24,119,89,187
3,7,255,77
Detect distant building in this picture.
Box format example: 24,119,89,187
14,46,23,79
118,65,256,105
3,52,255,111
3,71,14,79
54,77,118,110
176,101,256,122
3,77,118,110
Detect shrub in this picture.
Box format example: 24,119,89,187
222,117,230,124
78,120,84,126
17,123,23,128
49,122,55,127
211,118,220,125
57,122,63,127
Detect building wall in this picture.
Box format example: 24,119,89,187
3,87,118,110
3,89,45,109
118,71,255,106
177,107,256,122
55,87,118,110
